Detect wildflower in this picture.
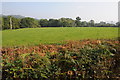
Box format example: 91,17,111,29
97,40,101,44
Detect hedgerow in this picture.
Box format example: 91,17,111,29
1,40,120,79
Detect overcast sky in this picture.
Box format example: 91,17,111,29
1,0,119,2
1,1,119,23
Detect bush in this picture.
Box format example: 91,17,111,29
2,40,120,79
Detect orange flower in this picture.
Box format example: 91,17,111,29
97,40,101,44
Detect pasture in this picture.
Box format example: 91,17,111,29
2,27,118,47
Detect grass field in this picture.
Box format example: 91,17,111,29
2,27,118,47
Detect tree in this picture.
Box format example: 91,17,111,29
2,16,21,29
76,16,81,21
75,16,81,27
89,20,95,27
48,19,61,27
59,18,75,27
11,17,20,29
20,17,39,28
39,19,48,27
81,21,88,27
9,16,13,29
59,18,67,27
2,16,11,29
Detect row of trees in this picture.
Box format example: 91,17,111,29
1,16,39,30
1,16,120,30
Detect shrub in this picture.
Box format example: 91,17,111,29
2,40,120,79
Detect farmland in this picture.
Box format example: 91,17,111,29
2,27,118,47
1,27,120,79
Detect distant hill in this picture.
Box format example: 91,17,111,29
0,14,25,19
0,14,39,20
9,15,25,19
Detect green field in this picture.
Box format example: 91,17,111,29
2,27,118,47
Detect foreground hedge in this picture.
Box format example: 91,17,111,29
1,40,120,79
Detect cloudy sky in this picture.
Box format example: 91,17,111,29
1,0,119,23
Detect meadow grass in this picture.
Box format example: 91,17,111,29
2,27,118,47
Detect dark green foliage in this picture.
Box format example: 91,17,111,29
2,16,21,30
1,15,118,30
59,18,76,27
11,17,20,29
75,16,81,27
2,16,40,30
2,16,11,29
48,19,61,27
39,19,48,27
20,17,39,28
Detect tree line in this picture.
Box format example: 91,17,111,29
1,16,120,30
